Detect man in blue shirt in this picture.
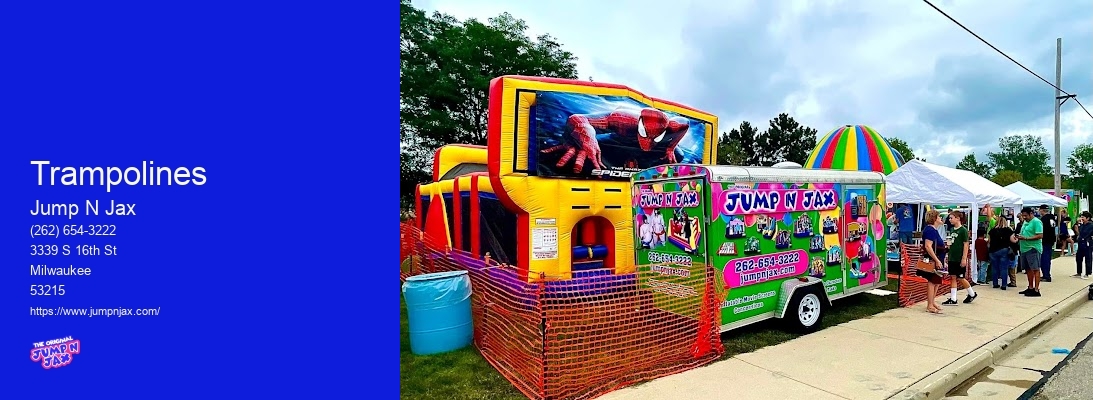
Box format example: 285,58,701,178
894,203,916,244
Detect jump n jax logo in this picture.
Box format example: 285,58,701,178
30,336,80,369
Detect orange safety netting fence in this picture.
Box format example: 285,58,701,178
896,243,954,307
400,223,725,400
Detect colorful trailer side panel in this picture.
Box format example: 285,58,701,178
632,164,888,331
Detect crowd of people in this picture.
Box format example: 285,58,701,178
892,203,1093,314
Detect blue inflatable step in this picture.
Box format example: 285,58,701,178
572,245,609,261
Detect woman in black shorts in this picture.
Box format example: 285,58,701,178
919,210,946,313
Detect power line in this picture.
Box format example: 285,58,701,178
1074,98,1093,121
922,0,1093,120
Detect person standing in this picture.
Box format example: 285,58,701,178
637,214,654,249
1008,215,1020,286
1074,211,1093,278
894,203,916,244
942,210,977,305
1038,205,1057,281
943,208,954,236
987,216,1016,289
1009,215,1018,275
1059,209,1072,256
1069,211,1080,256
975,232,989,284
1016,207,1045,297
937,210,949,265
920,210,946,313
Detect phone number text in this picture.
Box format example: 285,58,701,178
733,252,801,273
31,224,117,238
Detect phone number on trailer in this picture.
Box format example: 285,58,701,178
30,224,117,238
733,252,801,273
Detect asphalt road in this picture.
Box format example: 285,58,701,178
1029,325,1093,400
940,291,1093,400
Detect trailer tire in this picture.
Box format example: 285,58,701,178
784,285,825,333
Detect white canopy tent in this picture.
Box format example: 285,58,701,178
887,160,1024,209
886,160,1024,267
1004,181,1067,208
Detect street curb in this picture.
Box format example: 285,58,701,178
1016,329,1093,400
887,288,1090,400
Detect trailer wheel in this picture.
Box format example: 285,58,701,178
784,285,825,333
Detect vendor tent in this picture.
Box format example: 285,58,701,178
886,160,1023,267
887,160,1023,208
1004,181,1067,208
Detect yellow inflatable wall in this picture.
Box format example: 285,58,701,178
486,76,718,281
431,144,487,181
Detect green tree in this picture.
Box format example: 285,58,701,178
986,135,1052,181
885,137,916,163
954,154,992,178
991,170,1023,187
724,121,762,166
1067,143,1093,196
400,0,579,202
400,149,431,209
884,136,928,162
716,132,747,165
757,113,818,166
1030,175,1067,190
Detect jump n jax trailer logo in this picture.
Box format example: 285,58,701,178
30,336,81,369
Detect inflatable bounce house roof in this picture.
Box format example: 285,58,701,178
804,124,905,175
416,75,719,282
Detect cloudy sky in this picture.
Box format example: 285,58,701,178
413,0,1092,172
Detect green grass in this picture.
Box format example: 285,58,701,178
719,278,901,358
400,278,902,400
400,300,526,400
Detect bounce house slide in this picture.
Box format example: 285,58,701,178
417,75,718,282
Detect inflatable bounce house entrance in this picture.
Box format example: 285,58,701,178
416,76,718,282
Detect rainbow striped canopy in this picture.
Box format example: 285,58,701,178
804,124,905,174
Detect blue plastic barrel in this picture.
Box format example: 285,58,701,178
402,270,474,355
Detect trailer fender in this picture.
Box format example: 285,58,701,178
776,277,831,319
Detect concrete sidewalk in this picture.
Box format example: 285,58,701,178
600,270,1091,400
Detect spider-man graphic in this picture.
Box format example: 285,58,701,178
540,107,691,174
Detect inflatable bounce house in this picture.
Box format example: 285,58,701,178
415,76,718,282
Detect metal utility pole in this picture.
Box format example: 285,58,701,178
1053,38,1064,195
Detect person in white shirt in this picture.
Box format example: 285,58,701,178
638,214,654,249
649,209,666,247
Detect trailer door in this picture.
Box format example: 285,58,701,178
840,185,886,294
632,178,710,321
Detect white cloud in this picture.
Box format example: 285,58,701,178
413,0,1092,172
